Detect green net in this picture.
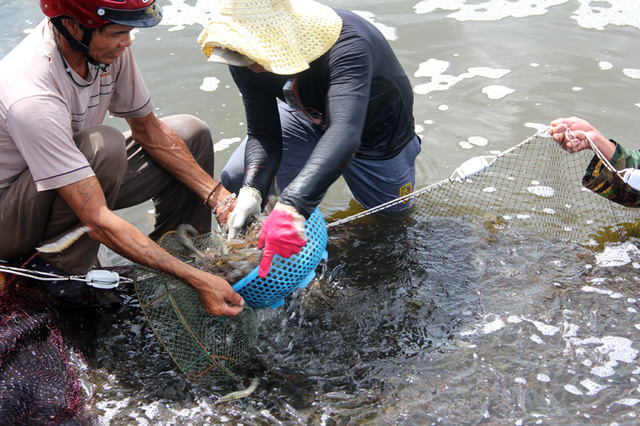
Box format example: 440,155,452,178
133,230,259,385
133,130,640,386
328,130,640,246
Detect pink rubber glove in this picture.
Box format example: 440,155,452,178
257,202,307,278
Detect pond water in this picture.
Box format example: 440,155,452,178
3,0,640,424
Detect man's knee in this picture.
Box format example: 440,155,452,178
75,125,127,177
74,126,127,201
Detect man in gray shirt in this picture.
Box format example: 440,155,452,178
0,0,244,315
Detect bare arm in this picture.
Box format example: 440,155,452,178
126,113,236,222
549,116,616,160
58,175,244,316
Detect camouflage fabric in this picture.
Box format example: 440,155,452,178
582,140,640,208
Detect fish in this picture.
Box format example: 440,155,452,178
36,225,91,253
216,377,259,403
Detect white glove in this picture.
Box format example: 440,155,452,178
621,168,640,191
227,187,262,240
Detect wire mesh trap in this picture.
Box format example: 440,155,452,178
133,231,260,384
133,207,327,383
328,130,640,247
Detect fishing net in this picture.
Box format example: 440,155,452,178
0,276,92,424
132,129,640,387
328,130,640,246
133,208,327,385
133,231,260,385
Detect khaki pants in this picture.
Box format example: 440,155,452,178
0,114,213,274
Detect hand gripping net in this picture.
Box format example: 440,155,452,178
328,130,640,246
133,231,259,385
133,208,327,385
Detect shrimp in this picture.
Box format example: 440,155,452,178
175,224,206,259
36,225,92,253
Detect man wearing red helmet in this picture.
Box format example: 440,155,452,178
0,0,245,315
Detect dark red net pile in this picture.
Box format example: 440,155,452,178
0,277,92,425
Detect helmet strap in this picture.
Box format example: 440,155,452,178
50,17,102,67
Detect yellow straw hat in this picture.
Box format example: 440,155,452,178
197,0,343,75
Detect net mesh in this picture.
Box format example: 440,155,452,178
328,130,640,246
0,277,92,424
133,231,259,385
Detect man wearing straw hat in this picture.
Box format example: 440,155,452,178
0,0,245,315
198,0,421,278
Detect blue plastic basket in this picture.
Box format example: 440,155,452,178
232,207,328,308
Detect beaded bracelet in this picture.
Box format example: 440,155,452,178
213,192,237,217
203,182,222,205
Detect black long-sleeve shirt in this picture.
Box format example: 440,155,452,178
229,9,417,218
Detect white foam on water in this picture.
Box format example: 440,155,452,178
413,0,640,32
414,59,510,95
508,315,522,323
468,136,488,146
564,384,583,395
199,76,220,92
353,10,398,41
527,185,555,198
537,373,550,382
623,68,640,79
414,0,570,22
581,378,608,395
482,85,515,100
214,137,241,152
525,122,549,133
526,319,560,336
595,241,639,267
481,316,506,334
568,336,639,378
410,0,640,53
582,286,623,299
614,398,640,406
96,397,133,425
572,1,640,31
599,61,614,71
530,334,544,344
458,136,489,150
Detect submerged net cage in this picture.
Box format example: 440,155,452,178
328,130,640,246
133,231,260,385
133,208,327,385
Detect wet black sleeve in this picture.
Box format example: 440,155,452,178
229,66,282,199
279,36,374,218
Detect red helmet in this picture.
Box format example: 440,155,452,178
40,0,162,29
